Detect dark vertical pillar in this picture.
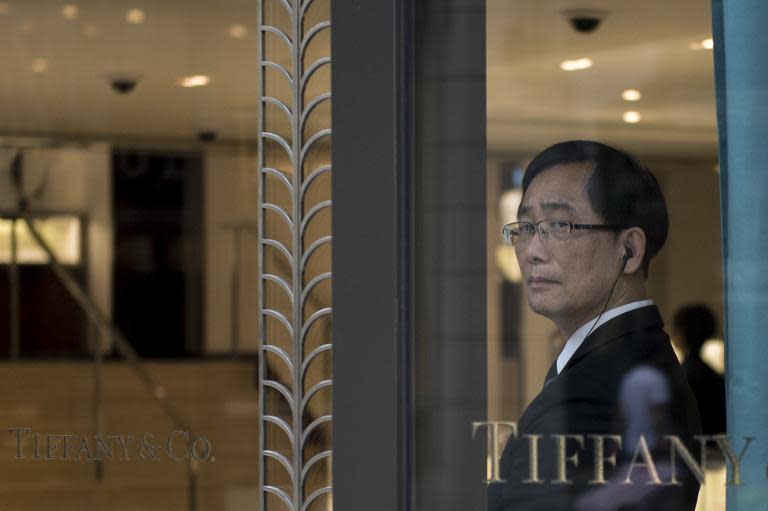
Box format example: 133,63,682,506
414,1,487,509
333,1,486,510
332,1,414,510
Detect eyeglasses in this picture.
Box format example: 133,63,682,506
502,220,625,246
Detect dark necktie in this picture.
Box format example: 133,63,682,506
543,360,558,388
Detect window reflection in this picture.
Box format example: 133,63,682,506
0,1,333,509
487,1,723,509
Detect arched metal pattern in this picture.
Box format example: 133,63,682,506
258,1,332,510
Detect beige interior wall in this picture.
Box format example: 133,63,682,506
651,158,723,333
203,148,260,353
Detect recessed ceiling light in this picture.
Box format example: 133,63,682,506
178,75,211,88
83,24,100,38
32,58,48,73
21,21,36,34
228,24,248,39
126,8,146,24
622,89,642,101
0,3,9,14
623,111,642,124
560,57,593,71
61,4,79,20
689,37,714,51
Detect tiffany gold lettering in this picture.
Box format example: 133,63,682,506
8,428,214,463
472,421,516,483
473,421,755,486
522,434,543,484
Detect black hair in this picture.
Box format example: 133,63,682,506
673,304,717,354
521,140,669,276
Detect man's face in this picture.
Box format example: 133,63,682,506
515,163,623,327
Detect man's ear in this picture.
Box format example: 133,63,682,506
621,227,646,275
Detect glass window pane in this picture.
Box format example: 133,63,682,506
0,2,296,509
486,1,723,509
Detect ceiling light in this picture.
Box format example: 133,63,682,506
61,4,79,20
178,75,210,88
228,24,248,39
126,8,146,24
622,111,641,124
0,3,9,14
83,24,100,38
560,57,593,71
32,58,48,73
689,37,714,51
621,89,642,101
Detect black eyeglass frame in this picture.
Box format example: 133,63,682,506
502,220,626,246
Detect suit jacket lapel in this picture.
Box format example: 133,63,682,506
562,304,663,373
517,305,665,433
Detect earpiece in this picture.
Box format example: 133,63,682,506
620,247,633,270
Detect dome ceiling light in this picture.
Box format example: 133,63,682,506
32,58,48,73
178,75,211,88
689,37,714,50
229,24,248,39
61,4,79,20
560,57,593,71
623,111,642,124
126,8,146,24
622,89,642,101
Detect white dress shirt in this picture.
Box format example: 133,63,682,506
555,299,654,374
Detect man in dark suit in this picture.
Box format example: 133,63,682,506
491,141,702,510
673,304,727,435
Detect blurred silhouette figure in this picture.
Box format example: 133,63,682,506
576,366,676,511
672,304,726,434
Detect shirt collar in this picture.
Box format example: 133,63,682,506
556,299,654,373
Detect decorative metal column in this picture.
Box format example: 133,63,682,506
258,1,333,510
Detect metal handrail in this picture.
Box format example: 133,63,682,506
21,215,199,511
220,220,259,356
19,211,326,508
